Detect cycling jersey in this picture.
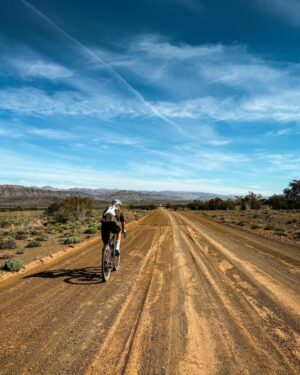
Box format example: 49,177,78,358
102,205,125,223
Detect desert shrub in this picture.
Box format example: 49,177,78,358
84,227,97,234
14,231,28,240
0,219,11,229
0,237,17,250
35,235,49,242
264,224,275,230
4,259,23,272
46,226,59,234
237,221,246,226
286,219,297,224
274,231,287,236
273,227,286,235
62,223,71,230
16,248,24,254
222,217,232,224
30,229,43,236
64,236,80,245
47,196,92,223
129,204,158,210
186,198,237,211
251,224,262,229
26,240,42,248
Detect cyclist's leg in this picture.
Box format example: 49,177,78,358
112,223,121,254
101,224,110,247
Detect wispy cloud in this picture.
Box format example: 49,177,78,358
153,90,300,122
12,59,72,80
258,152,300,172
255,0,300,27
2,30,300,126
0,43,73,81
28,128,74,140
0,148,254,194
20,0,182,132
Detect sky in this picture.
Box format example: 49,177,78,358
0,0,299,195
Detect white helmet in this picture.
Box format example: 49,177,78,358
112,199,122,206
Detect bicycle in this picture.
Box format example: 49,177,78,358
101,232,120,282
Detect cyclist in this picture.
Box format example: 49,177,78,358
100,199,126,255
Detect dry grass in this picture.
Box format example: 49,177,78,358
0,208,149,271
196,209,300,244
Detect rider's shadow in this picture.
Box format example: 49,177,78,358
24,267,103,285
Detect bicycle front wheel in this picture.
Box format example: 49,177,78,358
102,245,111,282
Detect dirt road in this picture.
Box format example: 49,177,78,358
0,209,299,375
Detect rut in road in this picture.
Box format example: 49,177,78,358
0,209,299,375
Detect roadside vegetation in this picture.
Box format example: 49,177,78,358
0,180,298,272
166,180,300,244
0,196,147,273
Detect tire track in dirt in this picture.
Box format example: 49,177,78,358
85,226,164,374
85,210,186,375
0,209,299,375
169,211,300,374
0,215,161,375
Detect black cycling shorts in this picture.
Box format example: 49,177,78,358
101,221,121,244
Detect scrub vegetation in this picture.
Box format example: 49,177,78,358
166,180,300,244
0,196,148,272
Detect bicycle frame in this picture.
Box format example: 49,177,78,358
101,233,120,282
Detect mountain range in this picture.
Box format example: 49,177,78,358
0,184,233,208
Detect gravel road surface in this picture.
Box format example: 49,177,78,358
0,209,299,374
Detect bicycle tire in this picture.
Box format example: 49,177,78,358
112,252,120,271
102,244,111,282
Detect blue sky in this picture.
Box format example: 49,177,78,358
0,0,299,195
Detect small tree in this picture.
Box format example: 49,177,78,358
284,179,300,201
267,194,288,209
241,192,262,210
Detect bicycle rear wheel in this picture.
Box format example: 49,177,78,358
102,244,111,282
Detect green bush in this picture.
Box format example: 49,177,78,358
264,224,275,230
0,237,17,250
274,227,286,235
14,231,28,240
16,248,24,255
64,236,80,245
84,227,97,234
26,240,42,248
4,259,23,272
237,221,246,226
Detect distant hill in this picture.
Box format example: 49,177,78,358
0,184,233,208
